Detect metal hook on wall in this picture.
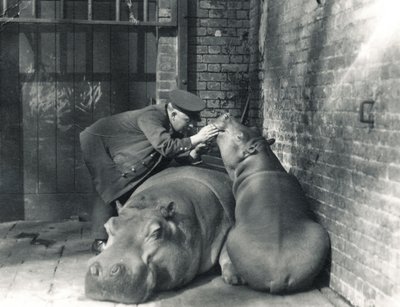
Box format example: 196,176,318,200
359,100,375,128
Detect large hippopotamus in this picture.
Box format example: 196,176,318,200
213,113,330,293
85,166,238,304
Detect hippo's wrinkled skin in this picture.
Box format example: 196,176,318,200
213,113,330,293
85,166,238,304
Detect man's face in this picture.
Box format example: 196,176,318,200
171,109,193,133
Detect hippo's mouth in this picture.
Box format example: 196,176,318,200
210,122,225,133
85,261,156,304
212,113,231,133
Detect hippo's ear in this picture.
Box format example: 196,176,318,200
244,143,258,156
160,202,175,219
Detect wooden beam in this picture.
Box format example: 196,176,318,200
143,0,148,22
88,0,92,20
0,17,177,27
115,0,120,21
2,0,7,16
31,0,36,17
60,0,64,19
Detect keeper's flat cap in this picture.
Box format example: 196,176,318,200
169,89,206,113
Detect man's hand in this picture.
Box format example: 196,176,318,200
190,124,219,146
189,143,208,160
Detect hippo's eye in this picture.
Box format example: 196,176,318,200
148,223,162,241
150,227,162,240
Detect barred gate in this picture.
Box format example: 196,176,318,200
0,0,187,221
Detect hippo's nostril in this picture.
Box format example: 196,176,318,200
224,113,230,119
90,263,101,277
110,263,125,276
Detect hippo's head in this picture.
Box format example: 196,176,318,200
213,113,276,178
85,193,200,304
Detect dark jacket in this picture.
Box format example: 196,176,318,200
80,103,194,204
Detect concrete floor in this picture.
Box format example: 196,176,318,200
0,220,339,307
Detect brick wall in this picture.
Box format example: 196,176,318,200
157,31,178,102
158,1,399,304
255,0,400,306
187,0,252,126
156,0,177,103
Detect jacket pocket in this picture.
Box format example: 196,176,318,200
113,152,160,178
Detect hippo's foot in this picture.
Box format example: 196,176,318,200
221,263,246,285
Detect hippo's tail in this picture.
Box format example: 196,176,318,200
268,275,291,294
268,273,314,294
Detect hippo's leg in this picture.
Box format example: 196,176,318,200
91,194,116,239
219,242,246,285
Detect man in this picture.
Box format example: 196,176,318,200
80,89,219,253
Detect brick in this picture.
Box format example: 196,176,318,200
199,91,225,100
158,72,176,81
158,9,171,18
207,99,221,108
192,46,208,54
196,81,207,91
206,81,220,90
226,19,244,28
202,55,230,64
221,100,235,108
227,10,237,19
195,63,208,72
208,46,221,54
158,61,175,72
158,81,175,90
207,64,221,72
158,44,175,54
197,36,229,46
199,0,226,10
200,18,228,28
195,8,209,18
201,108,220,118
197,72,227,82
221,64,249,72
229,55,244,64
227,2,242,9
221,82,238,90
193,27,207,36
236,10,248,19
209,10,228,19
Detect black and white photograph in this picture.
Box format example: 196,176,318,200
0,0,399,306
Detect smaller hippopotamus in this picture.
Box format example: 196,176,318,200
213,113,330,293
85,166,238,304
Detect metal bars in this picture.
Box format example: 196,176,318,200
32,0,36,17
143,0,147,22
115,0,120,21
0,0,177,27
2,0,7,16
88,0,92,20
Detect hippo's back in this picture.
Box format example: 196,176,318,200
135,166,235,223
